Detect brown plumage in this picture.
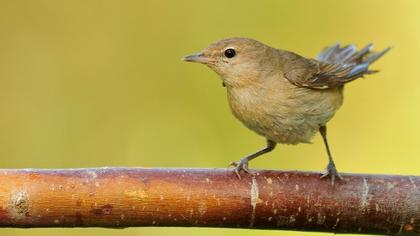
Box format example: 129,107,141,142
183,38,390,184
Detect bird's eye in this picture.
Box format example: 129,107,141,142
224,48,236,58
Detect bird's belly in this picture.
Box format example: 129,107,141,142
227,87,343,144
236,111,320,144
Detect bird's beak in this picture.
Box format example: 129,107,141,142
182,52,210,64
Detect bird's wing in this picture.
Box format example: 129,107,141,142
282,44,390,89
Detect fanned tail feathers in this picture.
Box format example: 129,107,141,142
316,43,391,80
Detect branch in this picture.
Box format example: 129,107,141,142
0,168,418,235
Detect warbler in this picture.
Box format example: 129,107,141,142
183,38,389,184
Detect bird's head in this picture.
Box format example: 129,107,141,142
183,38,275,87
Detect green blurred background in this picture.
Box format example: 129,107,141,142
0,0,419,235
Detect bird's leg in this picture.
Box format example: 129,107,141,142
319,125,344,185
229,140,276,179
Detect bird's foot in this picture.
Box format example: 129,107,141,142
320,161,344,185
229,158,251,179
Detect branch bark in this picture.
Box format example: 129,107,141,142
0,168,418,235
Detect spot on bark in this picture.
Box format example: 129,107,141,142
250,176,259,227
8,191,29,219
90,204,113,215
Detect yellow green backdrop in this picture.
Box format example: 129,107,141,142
0,0,419,235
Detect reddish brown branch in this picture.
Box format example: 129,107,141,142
0,168,418,235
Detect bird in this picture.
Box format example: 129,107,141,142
183,37,390,184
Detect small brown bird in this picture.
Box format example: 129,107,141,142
183,38,389,184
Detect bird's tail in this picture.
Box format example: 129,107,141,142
316,43,391,75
